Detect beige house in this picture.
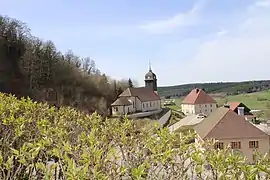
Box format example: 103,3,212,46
194,107,270,163
111,87,161,115
181,88,218,115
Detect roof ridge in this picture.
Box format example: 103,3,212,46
204,108,230,138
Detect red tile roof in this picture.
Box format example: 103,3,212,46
182,88,217,104
119,87,160,102
227,102,252,114
228,102,241,111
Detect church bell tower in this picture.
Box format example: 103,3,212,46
144,61,158,94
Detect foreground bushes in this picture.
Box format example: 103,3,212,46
0,93,269,179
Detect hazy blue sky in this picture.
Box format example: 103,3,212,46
1,0,270,86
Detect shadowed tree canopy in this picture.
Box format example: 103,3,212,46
0,15,130,116
128,78,133,88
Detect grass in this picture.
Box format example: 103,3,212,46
166,111,185,127
215,90,270,110
169,90,270,110
166,90,270,119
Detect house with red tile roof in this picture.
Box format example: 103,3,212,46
226,102,255,121
111,67,161,115
194,107,269,163
181,88,218,116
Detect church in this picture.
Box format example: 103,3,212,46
111,66,161,115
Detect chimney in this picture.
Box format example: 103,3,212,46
196,88,199,93
237,107,244,116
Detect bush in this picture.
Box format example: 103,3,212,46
0,93,269,179
257,97,268,101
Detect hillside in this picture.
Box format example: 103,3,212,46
0,15,130,116
157,80,270,98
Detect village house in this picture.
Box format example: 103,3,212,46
226,102,256,121
194,107,269,163
181,88,218,116
111,66,161,115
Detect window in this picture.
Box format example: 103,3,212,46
210,104,212,107
146,103,148,108
249,141,259,148
200,110,202,113
231,142,241,149
215,142,224,149
216,104,218,108
205,104,207,107
143,103,145,108
150,102,152,107
133,101,135,108
115,107,118,112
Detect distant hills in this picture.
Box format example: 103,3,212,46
157,80,270,98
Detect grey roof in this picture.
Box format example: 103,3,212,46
145,70,156,80
255,124,270,135
169,115,205,132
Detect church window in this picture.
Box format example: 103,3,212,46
115,107,118,112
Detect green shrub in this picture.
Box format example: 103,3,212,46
0,93,269,179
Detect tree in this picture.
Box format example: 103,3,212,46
0,14,129,116
128,78,133,88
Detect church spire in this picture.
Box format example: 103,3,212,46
149,60,152,71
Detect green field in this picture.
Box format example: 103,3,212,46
165,90,270,119
169,90,270,109
215,90,270,110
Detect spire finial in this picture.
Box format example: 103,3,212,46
149,60,152,71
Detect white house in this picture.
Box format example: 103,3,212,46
111,87,161,115
181,88,218,116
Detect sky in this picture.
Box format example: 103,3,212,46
1,0,270,86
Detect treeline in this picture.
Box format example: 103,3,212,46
158,80,270,98
0,15,130,116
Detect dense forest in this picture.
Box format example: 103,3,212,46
158,80,270,98
0,15,131,116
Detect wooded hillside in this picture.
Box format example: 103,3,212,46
158,80,270,98
0,15,129,116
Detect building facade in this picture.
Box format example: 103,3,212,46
181,88,218,116
194,107,269,164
